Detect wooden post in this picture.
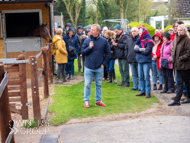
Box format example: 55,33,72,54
0,63,15,143
41,47,49,98
29,56,41,124
18,54,28,119
46,43,53,83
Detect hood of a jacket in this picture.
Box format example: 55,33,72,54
152,32,163,41
77,25,83,30
67,27,75,35
53,34,63,44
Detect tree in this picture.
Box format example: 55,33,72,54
62,0,82,28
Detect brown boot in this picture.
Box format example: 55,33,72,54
117,83,124,86
122,84,129,87
145,94,151,98
136,93,145,96
181,93,187,101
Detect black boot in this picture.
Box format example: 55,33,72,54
107,73,112,83
158,84,162,90
112,72,117,84
153,84,157,90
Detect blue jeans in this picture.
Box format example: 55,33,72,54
84,67,103,103
130,63,138,89
106,59,115,73
66,60,74,75
138,63,151,94
175,70,187,94
151,60,163,84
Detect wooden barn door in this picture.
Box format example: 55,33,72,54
2,10,43,78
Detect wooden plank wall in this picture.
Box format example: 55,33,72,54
0,2,51,78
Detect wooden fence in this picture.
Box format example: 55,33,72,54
0,63,15,143
29,44,53,123
0,55,29,120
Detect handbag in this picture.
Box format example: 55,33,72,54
68,45,76,57
67,38,76,57
161,45,170,69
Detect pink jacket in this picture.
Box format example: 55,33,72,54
160,40,173,69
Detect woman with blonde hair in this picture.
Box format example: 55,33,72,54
52,28,69,83
105,30,117,83
168,24,190,106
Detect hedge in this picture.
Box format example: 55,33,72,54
128,22,156,36
164,25,173,32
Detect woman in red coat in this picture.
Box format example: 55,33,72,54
152,32,164,90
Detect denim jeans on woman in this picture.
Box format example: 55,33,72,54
66,59,74,75
84,67,103,103
106,59,115,73
130,63,138,89
151,60,163,84
138,63,151,94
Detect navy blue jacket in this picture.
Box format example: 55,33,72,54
134,42,153,63
63,34,79,60
81,36,111,69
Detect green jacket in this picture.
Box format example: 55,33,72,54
172,33,177,62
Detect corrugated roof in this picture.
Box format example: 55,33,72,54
175,0,190,18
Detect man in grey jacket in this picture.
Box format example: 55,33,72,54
125,27,139,90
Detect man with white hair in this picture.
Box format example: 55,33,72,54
125,27,139,90
102,26,108,37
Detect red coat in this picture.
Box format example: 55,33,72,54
152,32,163,69
170,33,175,41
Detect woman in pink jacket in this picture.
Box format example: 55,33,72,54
160,32,175,94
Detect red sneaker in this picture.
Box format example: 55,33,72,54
84,101,90,108
95,101,106,107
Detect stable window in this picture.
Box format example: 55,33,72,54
5,12,40,37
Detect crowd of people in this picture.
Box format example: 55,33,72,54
52,21,190,108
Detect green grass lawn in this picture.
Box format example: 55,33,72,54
48,60,160,125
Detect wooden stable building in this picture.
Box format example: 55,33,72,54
0,0,55,77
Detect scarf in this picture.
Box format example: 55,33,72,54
136,28,154,48
116,31,124,41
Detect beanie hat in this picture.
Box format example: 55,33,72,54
162,32,171,40
168,28,173,31
114,24,122,30
138,25,145,29
65,23,72,27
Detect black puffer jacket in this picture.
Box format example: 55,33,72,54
114,32,129,59
125,35,139,63
108,39,116,59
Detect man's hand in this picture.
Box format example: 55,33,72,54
89,41,94,49
112,42,118,46
101,64,104,68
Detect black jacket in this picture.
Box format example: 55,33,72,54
108,39,116,59
125,35,139,63
114,32,129,59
